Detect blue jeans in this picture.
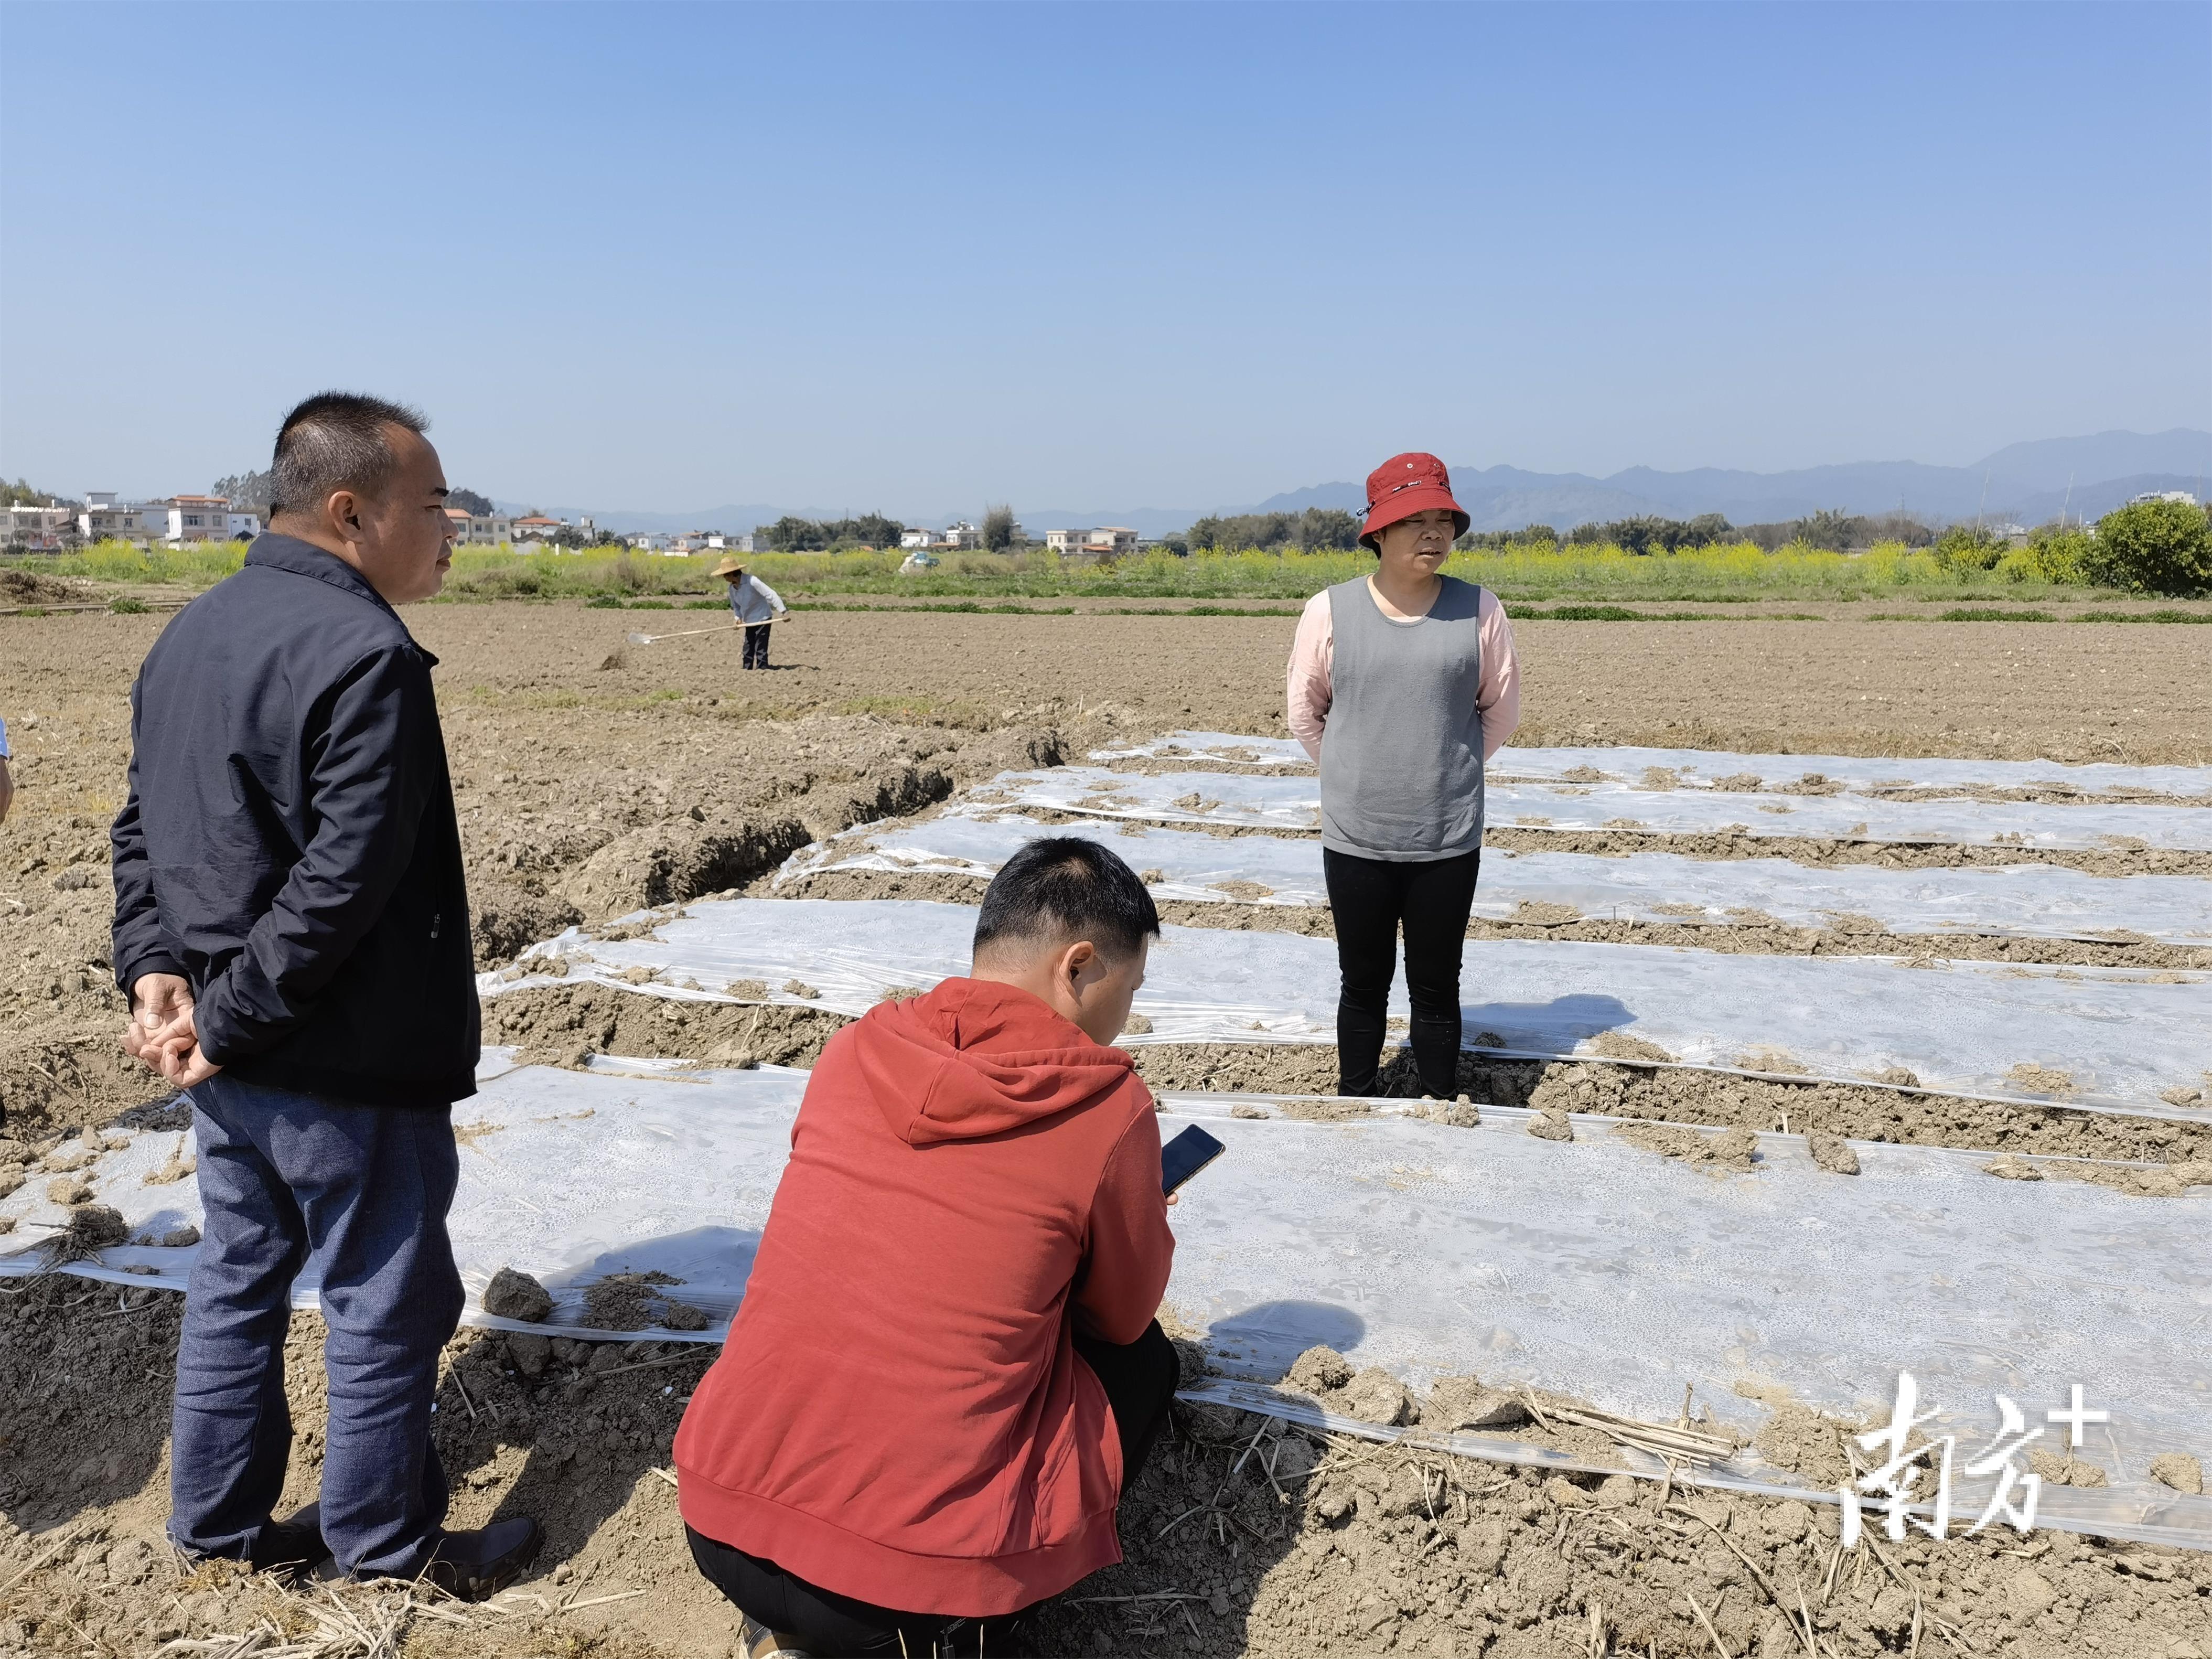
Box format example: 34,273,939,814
170,1074,464,1576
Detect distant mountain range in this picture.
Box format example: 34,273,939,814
501,428,2209,539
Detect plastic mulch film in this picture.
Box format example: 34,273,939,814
779,808,2212,943
482,898,2212,1119
1092,732,2212,802
983,766,2212,852
0,1057,806,1341
11,1067,2202,1548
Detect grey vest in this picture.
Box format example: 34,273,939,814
1318,574,1486,861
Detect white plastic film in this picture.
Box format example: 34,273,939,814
12,1066,2202,1547
986,766,2212,851
483,898,2212,1118
1093,733,2212,802
781,809,2212,943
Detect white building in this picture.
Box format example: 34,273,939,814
510,515,567,542
2128,490,2200,507
899,528,936,549
4,501,74,550
165,495,231,542
935,521,982,550
227,510,263,540
78,493,160,544
444,508,513,545
1046,526,1140,558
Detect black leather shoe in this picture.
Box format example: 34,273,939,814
179,1504,332,1575
251,1502,331,1574
420,1516,542,1601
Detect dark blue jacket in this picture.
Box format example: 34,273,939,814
111,534,478,1107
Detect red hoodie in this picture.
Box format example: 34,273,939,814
675,977,1175,1617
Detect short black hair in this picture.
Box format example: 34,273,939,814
270,391,428,517
973,837,1161,962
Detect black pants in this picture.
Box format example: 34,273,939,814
742,623,771,668
689,1321,1179,1657
1323,847,1479,1097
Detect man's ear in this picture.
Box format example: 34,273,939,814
326,488,365,541
1060,939,1097,985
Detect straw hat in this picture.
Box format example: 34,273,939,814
711,556,746,579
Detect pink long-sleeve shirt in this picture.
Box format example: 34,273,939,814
1285,581,1520,762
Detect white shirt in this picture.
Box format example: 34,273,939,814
725,575,786,625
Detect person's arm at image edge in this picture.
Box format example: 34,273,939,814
1477,591,1520,761
1285,593,1333,762
1071,1106,1176,1346
191,648,438,1065
0,713,12,825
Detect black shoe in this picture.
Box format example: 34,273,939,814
419,1516,542,1602
252,1503,331,1574
177,1504,332,1575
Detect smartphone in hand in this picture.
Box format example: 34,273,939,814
1161,1125,1227,1196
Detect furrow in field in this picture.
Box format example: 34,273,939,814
475,898,2212,1125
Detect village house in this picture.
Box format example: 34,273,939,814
77,493,160,544
1045,526,1140,558
4,500,75,550
444,507,514,545
164,495,230,542
508,513,568,548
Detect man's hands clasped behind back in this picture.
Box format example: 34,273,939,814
126,972,223,1086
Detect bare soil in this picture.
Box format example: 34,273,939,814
5,600,2208,1656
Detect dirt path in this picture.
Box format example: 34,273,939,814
4,600,2207,1658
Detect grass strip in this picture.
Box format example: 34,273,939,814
2073,608,2212,623
1867,608,2210,623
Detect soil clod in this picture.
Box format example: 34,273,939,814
483,1266,555,1323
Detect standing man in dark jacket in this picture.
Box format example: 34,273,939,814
112,392,539,1598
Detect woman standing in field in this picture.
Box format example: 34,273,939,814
1286,453,1519,1097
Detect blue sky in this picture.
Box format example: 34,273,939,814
3,1,2207,517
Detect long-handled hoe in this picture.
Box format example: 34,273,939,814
626,616,798,646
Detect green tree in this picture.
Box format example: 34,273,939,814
982,504,1016,552
844,512,905,549
1932,524,2006,571
1296,507,1360,551
449,487,497,517
2090,498,2212,595
211,469,276,511
1789,508,1860,552
764,515,830,551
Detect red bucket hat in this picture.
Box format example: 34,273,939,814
1359,452,1470,551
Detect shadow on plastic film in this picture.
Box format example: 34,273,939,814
1458,992,1636,1055
442,1224,765,1585
1195,1299,1368,1385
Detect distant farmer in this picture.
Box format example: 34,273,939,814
110,392,539,1598
676,837,1179,1659
1286,452,1520,1098
714,555,788,669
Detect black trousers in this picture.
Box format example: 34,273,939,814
742,623,772,668
689,1320,1179,1657
1323,846,1480,1097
